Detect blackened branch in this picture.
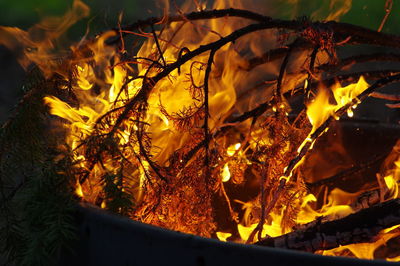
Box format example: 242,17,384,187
276,38,301,102
151,24,166,67
245,39,313,71
305,45,319,97
310,69,400,91
317,52,400,73
204,49,216,181
371,91,400,101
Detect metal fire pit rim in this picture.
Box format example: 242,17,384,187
67,203,395,266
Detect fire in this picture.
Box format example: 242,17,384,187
75,182,84,198
2,0,400,262
320,224,400,260
221,164,231,182
305,76,368,144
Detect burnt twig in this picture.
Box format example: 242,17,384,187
276,38,301,103
245,39,313,71
304,45,319,97
371,91,400,101
150,24,166,67
317,53,400,73
204,49,217,181
378,0,393,32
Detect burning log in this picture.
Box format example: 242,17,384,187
255,198,400,253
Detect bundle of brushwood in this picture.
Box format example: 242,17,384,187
2,1,400,264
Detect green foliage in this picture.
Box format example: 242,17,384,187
103,171,135,216
0,65,140,265
0,70,78,266
18,159,78,266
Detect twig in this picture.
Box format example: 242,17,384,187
386,102,400,108
310,69,400,91
378,0,393,32
204,49,216,182
317,52,400,73
246,164,268,243
245,39,313,71
304,45,319,97
371,91,400,101
136,129,168,183
276,38,301,102
220,181,237,222
150,24,167,67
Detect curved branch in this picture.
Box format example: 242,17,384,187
105,8,400,49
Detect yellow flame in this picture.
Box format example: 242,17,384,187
381,155,400,200
75,182,83,198
387,256,400,262
307,88,335,132
238,211,285,239
221,164,231,182
0,0,90,75
216,232,232,242
322,224,400,260
227,143,241,156
307,76,369,133
76,64,94,90
296,189,354,224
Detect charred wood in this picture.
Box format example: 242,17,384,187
255,198,400,252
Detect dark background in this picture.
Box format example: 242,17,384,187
0,0,399,123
